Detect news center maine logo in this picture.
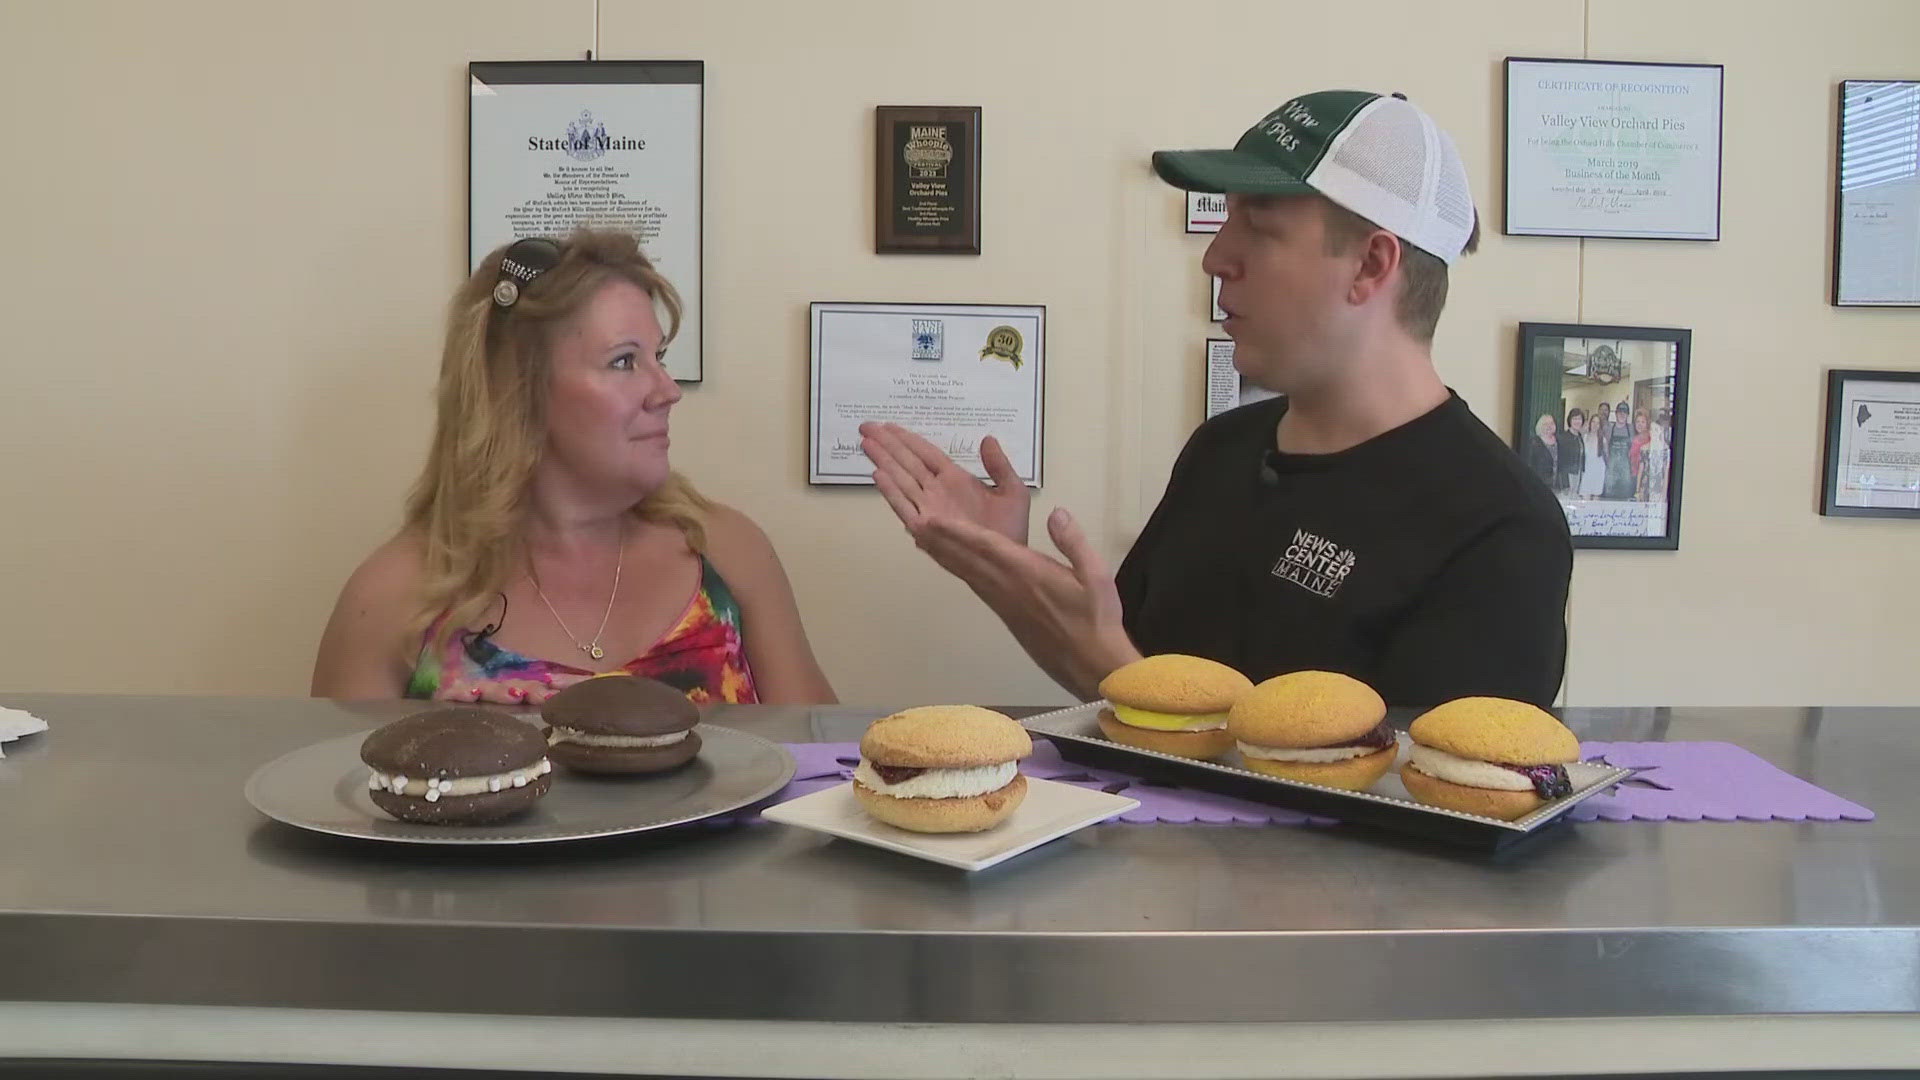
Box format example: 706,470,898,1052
1272,528,1357,599
528,110,647,162
912,319,944,361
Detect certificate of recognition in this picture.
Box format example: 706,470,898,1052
809,303,1045,487
469,61,705,381
1823,370,1920,516
1505,58,1723,240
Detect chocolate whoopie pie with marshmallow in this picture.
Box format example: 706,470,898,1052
360,707,553,825
540,674,702,775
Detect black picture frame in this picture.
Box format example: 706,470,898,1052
1820,368,1920,518
875,106,981,255
1514,322,1691,550
1503,57,1725,242
467,60,706,382
1831,80,1920,307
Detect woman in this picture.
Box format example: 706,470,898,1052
1556,408,1586,494
1522,413,1559,489
312,229,835,705
1629,408,1653,501
1645,408,1672,503
1577,406,1606,498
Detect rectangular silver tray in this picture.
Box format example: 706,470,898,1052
1022,701,1633,851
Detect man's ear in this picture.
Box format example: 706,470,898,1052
1348,229,1403,306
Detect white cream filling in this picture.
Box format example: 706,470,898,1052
1237,740,1388,763
853,759,1019,800
1406,744,1532,791
547,727,691,749
368,758,552,801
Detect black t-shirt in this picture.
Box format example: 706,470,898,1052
1115,393,1572,709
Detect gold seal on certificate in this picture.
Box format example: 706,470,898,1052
979,326,1024,370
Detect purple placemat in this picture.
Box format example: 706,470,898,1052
736,740,1871,826
1571,741,1874,822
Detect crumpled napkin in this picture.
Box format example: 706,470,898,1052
0,706,49,758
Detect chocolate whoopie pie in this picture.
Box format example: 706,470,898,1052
360,707,553,825
540,674,702,774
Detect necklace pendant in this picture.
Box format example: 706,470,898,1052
588,644,605,661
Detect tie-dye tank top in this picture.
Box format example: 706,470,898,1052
406,556,759,704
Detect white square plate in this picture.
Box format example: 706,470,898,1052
762,777,1139,871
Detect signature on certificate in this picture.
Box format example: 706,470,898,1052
945,435,979,458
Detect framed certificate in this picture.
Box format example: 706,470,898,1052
1202,338,1278,421
1832,80,1920,307
469,61,705,382
1514,322,1691,549
809,303,1045,486
1821,369,1920,517
1209,276,1226,322
1504,57,1724,241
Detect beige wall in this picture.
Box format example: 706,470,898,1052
2,0,1914,706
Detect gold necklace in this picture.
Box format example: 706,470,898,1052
528,528,624,662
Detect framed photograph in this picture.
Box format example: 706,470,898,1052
1186,191,1227,234
1203,338,1279,421
875,106,981,254
468,60,705,382
1504,57,1724,241
1821,369,1920,517
1833,80,1920,307
1514,323,1691,549
809,302,1044,486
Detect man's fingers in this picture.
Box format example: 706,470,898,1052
1047,507,1111,591
872,469,924,530
892,424,971,483
862,427,936,491
980,435,1023,492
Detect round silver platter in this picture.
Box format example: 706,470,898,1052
244,723,795,845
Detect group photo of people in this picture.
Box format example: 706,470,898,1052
1516,327,1688,545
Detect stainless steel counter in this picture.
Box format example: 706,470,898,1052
1,695,1915,1030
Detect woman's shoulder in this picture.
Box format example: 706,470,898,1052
338,530,428,612
700,502,772,553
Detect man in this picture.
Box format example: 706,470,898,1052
861,90,1571,708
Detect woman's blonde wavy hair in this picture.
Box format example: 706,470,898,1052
406,228,712,645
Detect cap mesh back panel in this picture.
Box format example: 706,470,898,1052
1329,105,1426,206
